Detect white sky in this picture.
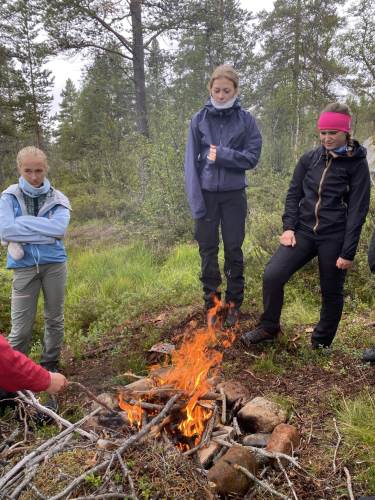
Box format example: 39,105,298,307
47,0,275,113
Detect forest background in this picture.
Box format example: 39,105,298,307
1,0,375,496
0,0,375,360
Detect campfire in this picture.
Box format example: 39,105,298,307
0,301,302,499
87,300,301,497
117,297,235,450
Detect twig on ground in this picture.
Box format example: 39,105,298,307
243,369,266,382
212,437,231,448
219,388,226,424
277,457,299,500
49,394,180,500
121,372,144,379
243,351,261,359
9,465,38,499
70,495,128,500
29,483,47,499
0,408,100,493
232,416,242,436
333,418,342,474
238,443,303,470
343,467,355,500
5,434,73,497
17,391,96,440
116,450,138,500
0,428,20,453
234,464,290,500
306,421,313,445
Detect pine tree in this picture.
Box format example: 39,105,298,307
54,78,79,161
1,0,54,147
255,0,345,170
171,0,258,120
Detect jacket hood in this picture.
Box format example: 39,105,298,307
204,97,241,115
3,184,71,212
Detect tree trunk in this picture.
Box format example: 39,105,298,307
130,0,149,138
292,0,301,161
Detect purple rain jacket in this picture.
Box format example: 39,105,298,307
184,98,262,219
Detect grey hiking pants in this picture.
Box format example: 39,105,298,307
8,262,67,367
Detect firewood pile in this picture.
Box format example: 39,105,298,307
0,304,305,498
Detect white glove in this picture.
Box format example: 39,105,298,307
7,242,24,260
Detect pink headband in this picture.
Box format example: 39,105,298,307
317,112,351,133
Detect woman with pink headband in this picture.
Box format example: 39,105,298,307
241,102,371,349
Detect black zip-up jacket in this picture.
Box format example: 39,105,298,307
369,229,375,273
282,141,371,261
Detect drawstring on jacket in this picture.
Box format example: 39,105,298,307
31,245,40,274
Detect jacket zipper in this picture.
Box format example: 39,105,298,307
313,156,333,233
217,113,223,191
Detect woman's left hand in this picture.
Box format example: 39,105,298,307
336,257,353,270
208,144,217,162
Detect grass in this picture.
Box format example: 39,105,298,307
337,390,375,493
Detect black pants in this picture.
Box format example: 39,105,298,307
260,230,347,346
195,189,247,308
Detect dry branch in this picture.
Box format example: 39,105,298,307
0,408,100,493
332,417,341,474
17,391,96,440
219,388,226,424
69,382,119,415
70,495,128,499
343,466,355,500
49,394,180,500
277,457,299,500
0,428,21,453
234,464,290,499
116,450,138,500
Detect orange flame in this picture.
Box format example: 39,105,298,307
118,393,143,428
118,296,236,447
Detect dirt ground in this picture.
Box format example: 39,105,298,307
58,308,375,499
2,308,375,499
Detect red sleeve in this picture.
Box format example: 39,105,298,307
0,335,51,392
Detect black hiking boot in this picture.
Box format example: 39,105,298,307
40,361,60,373
362,347,375,363
224,304,240,328
34,395,59,426
240,326,279,347
0,389,17,414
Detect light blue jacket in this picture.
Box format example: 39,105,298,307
0,184,71,269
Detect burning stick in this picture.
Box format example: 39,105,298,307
183,406,218,457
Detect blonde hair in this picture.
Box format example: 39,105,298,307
208,64,239,91
321,102,351,116
17,146,48,170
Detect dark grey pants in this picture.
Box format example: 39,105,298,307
8,262,67,367
194,189,247,308
260,230,347,346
